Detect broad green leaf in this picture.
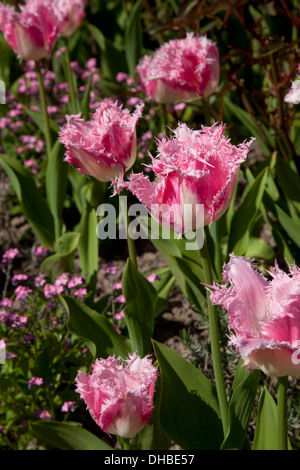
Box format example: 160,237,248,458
221,368,261,450
223,96,273,155
122,259,158,357
228,167,268,255
22,105,59,136
136,375,171,450
244,236,275,261
276,156,300,213
152,341,223,450
0,154,55,247
149,267,175,316
31,421,114,450
124,0,143,74
252,387,277,450
46,141,69,238
274,204,300,248
88,24,127,79
40,232,81,277
61,295,131,359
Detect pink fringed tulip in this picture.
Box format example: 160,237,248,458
0,0,59,61
126,123,253,234
209,255,300,377
75,353,158,438
59,99,144,182
136,33,219,103
55,0,85,37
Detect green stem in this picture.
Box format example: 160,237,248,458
200,241,229,437
120,195,138,270
63,38,79,114
277,375,288,450
36,63,52,158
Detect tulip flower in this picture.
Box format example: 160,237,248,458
0,0,59,61
59,98,144,182
75,353,158,438
126,122,253,234
136,33,219,103
209,254,300,377
55,0,85,38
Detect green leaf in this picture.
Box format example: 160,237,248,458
22,105,59,136
136,375,171,450
223,96,273,155
221,367,261,450
276,156,300,212
88,23,127,79
152,341,223,450
274,204,300,248
40,232,81,277
124,0,143,75
122,259,158,357
61,295,131,359
244,236,275,261
46,141,69,238
0,154,55,247
30,421,114,450
228,167,268,255
252,387,278,450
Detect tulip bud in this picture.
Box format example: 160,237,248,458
0,1,59,61
59,99,144,182
136,33,220,104
75,353,158,438
126,122,254,234
210,255,300,377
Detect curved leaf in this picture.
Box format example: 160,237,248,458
60,295,132,359
31,421,114,450
152,341,223,450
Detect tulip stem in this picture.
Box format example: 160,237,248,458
120,195,138,270
36,63,52,158
277,375,288,450
200,240,229,437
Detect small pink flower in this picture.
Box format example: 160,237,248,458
68,276,84,288
146,273,160,283
28,376,43,389
14,285,32,301
12,274,28,284
43,283,63,299
55,272,70,287
34,409,51,420
55,0,85,37
2,248,19,263
114,310,125,321
112,281,123,291
126,123,254,233
103,263,117,275
114,294,126,304
75,353,158,438
34,273,47,288
136,33,219,103
61,401,76,413
35,245,52,257
59,98,144,182
209,255,300,377
0,0,59,61
284,79,300,105
73,288,87,299
0,298,13,308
